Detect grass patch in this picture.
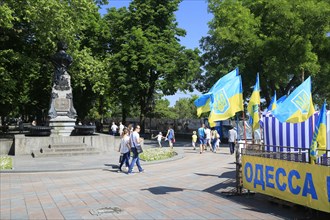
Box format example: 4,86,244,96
0,155,13,170
139,148,177,162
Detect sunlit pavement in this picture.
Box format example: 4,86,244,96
0,140,323,219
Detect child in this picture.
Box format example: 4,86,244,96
192,131,197,150
152,132,165,147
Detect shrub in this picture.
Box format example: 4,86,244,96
139,148,177,162
0,156,12,170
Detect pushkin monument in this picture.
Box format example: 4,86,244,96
48,42,77,136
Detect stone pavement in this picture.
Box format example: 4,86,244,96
0,139,325,219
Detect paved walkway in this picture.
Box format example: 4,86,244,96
0,139,325,219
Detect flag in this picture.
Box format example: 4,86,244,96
208,75,243,125
194,68,239,117
268,91,277,111
247,73,260,131
277,95,287,104
310,100,327,160
267,92,287,111
272,77,315,123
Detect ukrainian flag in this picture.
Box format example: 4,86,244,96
247,73,260,131
267,91,287,111
310,100,327,160
194,68,239,117
268,91,277,111
272,77,315,123
208,75,243,125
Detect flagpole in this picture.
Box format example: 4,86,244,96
236,113,239,140
310,112,315,164
242,110,247,144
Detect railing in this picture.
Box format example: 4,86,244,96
241,144,330,166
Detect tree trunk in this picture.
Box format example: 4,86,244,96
122,105,127,125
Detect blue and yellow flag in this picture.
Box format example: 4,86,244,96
208,75,243,126
267,91,287,111
268,91,277,111
310,100,327,160
247,73,260,131
194,68,239,117
272,77,315,123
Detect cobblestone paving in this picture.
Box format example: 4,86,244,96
0,143,324,219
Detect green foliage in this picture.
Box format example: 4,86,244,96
0,0,202,123
202,0,330,105
173,95,199,119
153,99,177,119
139,148,177,162
104,0,202,124
0,156,13,170
0,0,109,121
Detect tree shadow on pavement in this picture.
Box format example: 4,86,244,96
141,186,184,195
198,170,326,219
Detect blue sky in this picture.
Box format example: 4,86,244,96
100,0,213,106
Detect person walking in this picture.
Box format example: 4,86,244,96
198,124,206,154
110,122,118,136
127,125,144,174
228,125,237,155
192,131,197,150
119,122,125,136
118,128,131,172
165,126,175,149
205,126,211,151
211,129,221,153
18,117,24,133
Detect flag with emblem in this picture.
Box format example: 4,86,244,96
310,100,327,160
194,68,239,117
208,75,243,125
247,73,260,131
272,77,315,123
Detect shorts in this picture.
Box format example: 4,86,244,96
199,138,206,145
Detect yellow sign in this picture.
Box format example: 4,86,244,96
242,155,330,213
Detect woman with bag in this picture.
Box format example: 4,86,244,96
127,125,144,174
165,126,175,149
118,128,131,172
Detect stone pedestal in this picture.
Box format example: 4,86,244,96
49,116,76,136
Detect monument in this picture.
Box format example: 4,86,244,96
48,42,77,136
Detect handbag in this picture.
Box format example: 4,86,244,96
132,136,143,153
136,144,143,154
172,138,176,143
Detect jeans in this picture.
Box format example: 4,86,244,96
128,147,143,173
119,151,130,171
211,139,217,152
229,142,235,154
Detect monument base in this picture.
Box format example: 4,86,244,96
49,116,76,136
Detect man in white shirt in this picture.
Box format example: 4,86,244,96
204,126,211,151
228,125,237,155
128,125,144,174
110,122,118,136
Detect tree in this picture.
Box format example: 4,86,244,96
173,95,199,119
201,0,330,106
104,0,202,131
0,0,109,123
153,99,177,119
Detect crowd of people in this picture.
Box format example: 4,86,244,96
112,120,238,174
195,123,224,154
115,122,176,174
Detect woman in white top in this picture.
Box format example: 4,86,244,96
118,128,131,172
